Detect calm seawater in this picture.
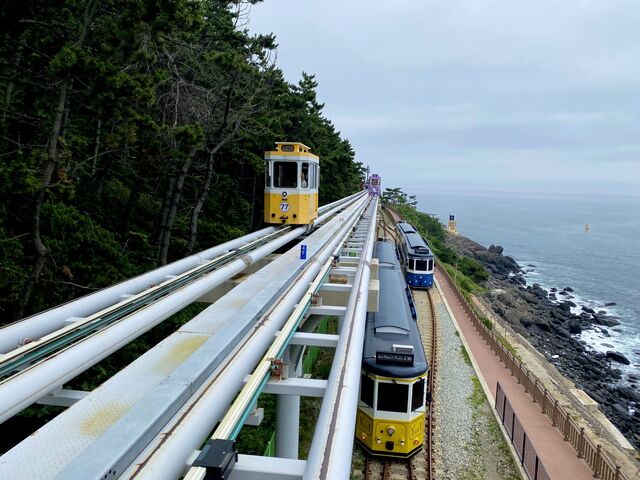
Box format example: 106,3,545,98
415,190,640,364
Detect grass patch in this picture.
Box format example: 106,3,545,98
460,345,472,365
487,415,521,480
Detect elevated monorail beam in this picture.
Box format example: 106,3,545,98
0,193,360,355
304,197,378,480
120,196,371,480
0,195,364,425
0,228,313,425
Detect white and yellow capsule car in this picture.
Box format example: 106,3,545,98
356,240,429,458
264,142,320,226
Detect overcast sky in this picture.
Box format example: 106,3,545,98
249,1,640,196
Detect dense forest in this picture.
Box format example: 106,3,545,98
0,0,364,323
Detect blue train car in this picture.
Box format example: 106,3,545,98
396,221,435,288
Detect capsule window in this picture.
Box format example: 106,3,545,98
274,161,297,188
281,144,294,152
411,379,425,411
301,162,309,189
360,374,374,407
264,165,271,187
377,382,409,413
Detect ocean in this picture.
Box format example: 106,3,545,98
415,189,640,372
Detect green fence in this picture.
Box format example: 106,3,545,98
263,431,276,457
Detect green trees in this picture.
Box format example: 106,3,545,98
0,1,363,322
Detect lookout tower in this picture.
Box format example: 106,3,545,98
447,214,458,235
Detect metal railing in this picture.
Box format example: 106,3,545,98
496,382,550,480
436,265,628,480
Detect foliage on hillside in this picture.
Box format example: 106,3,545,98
384,188,488,289
0,0,364,322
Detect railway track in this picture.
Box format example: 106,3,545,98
361,207,439,480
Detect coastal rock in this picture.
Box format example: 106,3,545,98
488,244,504,254
618,387,640,402
606,351,631,365
563,287,574,293
548,293,557,300
581,306,596,314
567,319,581,334
534,317,551,331
531,283,548,299
604,302,617,307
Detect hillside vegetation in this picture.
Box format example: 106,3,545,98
0,0,364,322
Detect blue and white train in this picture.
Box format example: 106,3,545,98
396,221,435,288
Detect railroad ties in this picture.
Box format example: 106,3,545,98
361,209,439,480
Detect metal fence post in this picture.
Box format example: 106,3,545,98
578,427,585,458
594,444,602,478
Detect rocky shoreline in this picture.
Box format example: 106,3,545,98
446,234,640,449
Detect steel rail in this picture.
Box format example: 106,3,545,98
304,197,378,479
0,193,361,356
123,195,371,480
182,212,354,480
0,227,311,425
0,192,364,381
425,289,438,480
0,228,294,380
0,227,278,354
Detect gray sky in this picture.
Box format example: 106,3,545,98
249,1,640,196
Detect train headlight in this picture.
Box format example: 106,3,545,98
386,426,395,436
400,440,405,446
361,434,367,441
376,437,381,444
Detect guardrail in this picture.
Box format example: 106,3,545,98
436,265,628,480
496,382,550,480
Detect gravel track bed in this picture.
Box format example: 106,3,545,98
426,289,477,479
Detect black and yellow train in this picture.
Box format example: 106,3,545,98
355,240,429,458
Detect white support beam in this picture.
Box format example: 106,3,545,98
260,377,327,397
37,388,89,407
288,332,339,348
319,283,353,293
329,266,357,276
229,455,305,480
306,305,347,316
243,407,264,427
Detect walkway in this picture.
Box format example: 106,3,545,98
435,268,594,480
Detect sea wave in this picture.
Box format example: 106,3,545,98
516,258,640,378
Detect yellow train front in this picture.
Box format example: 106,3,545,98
356,240,429,458
264,142,320,226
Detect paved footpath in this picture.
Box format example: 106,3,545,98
435,268,594,480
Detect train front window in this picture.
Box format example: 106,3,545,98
360,374,374,407
301,162,309,189
428,259,434,271
264,166,271,187
274,162,297,188
377,382,409,413
415,260,428,272
412,379,425,411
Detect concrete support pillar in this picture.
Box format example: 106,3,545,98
276,349,301,459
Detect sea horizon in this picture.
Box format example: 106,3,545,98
414,188,640,374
